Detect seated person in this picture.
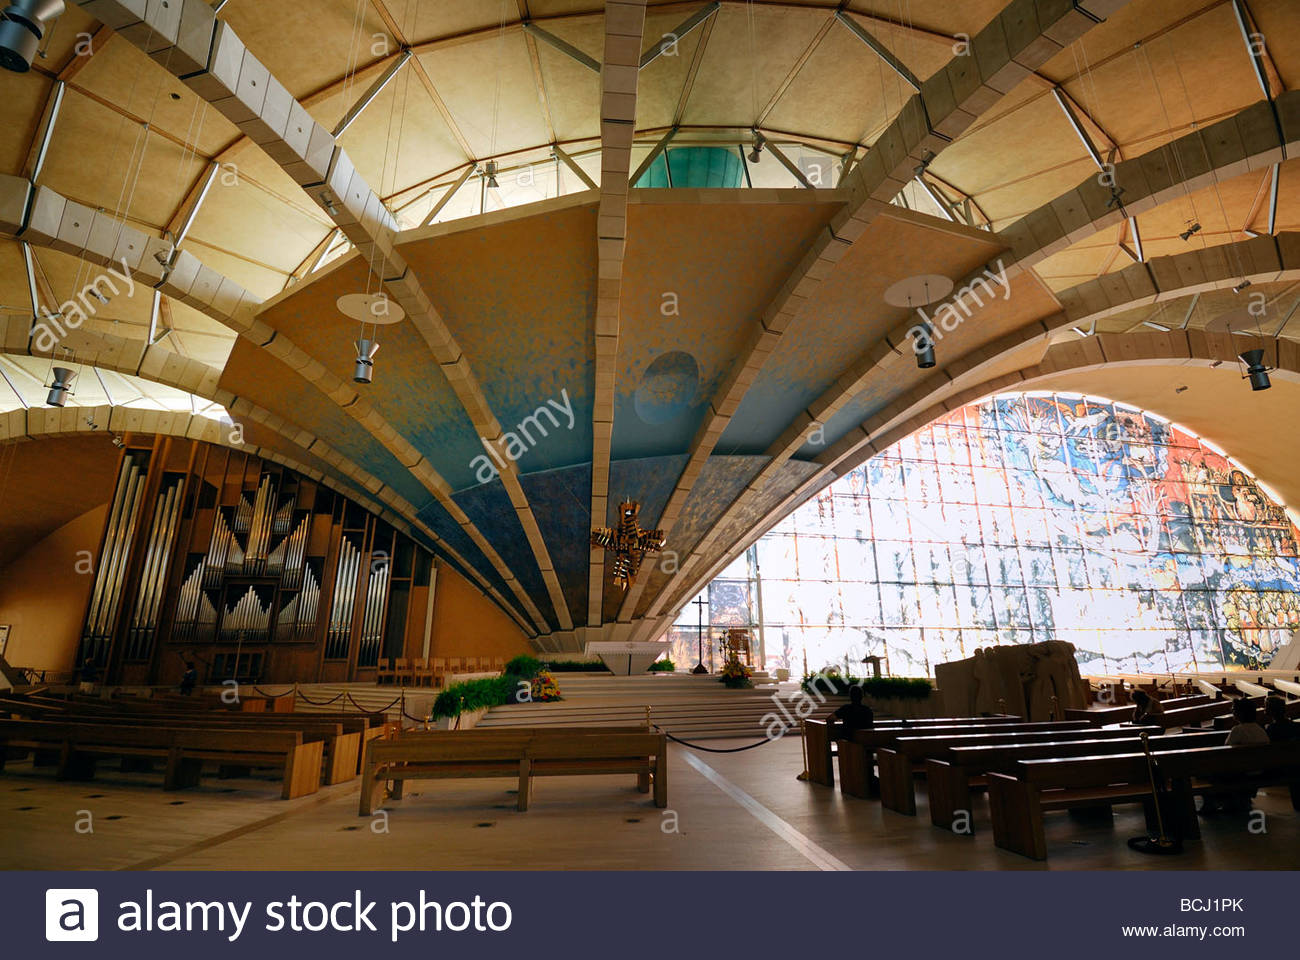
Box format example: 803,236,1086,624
1226,698,1269,745
1204,699,1269,815
1264,696,1297,742
1129,689,1164,724
1263,696,1300,811
831,686,874,737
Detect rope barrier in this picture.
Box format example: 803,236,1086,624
249,686,295,699
652,724,779,753
346,692,400,713
294,691,347,706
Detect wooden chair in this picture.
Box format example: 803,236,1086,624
411,658,431,687
393,658,411,687
376,658,394,685
448,657,463,675
430,658,447,689
492,656,505,671
465,656,479,673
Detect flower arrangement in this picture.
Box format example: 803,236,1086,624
531,670,563,702
718,656,753,689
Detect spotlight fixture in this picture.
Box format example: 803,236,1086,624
353,338,379,384
1238,349,1272,392
748,132,765,164
87,288,109,305
1175,385,1189,394
319,191,338,216
111,434,125,449
911,322,936,369
912,150,935,177
0,0,64,74
484,161,499,189
45,365,74,407
1179,222,1201,242
84,415,98,430
1232,279,1252,294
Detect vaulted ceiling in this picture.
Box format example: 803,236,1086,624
1,0,1298,648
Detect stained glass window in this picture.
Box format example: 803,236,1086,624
681,392,1300,677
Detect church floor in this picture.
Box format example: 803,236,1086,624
1,735,1295,871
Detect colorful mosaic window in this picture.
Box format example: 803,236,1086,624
669,393,1300,676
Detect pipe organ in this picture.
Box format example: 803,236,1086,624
76,436,431,686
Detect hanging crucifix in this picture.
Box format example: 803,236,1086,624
591,500,666,589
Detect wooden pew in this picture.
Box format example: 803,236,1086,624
803,715,1020,787
837,720,1091,798
1156,696,1263,729
1,697,374,782
358,729,667,815
987,741,1300,859
1064,695,1210,725
928,730,1223,831
876,726,1161,816
0,718,323,799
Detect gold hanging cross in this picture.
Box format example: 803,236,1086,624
591,500,666,589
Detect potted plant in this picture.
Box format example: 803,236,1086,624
718,657,753,689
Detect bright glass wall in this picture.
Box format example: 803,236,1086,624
668,392,1300,677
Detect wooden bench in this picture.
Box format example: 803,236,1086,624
877,725,1162,816
1064,695,1210,725
835,720,1091,798
803,715,1020,787
0,718,323,799
2,697,377,782
928,730,1222,831
358,729,667,815
987,741,1300,859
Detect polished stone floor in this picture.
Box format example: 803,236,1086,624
1,735,1295,871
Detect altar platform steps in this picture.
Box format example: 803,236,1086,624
478,679,844,740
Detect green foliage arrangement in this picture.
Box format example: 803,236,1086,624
431,676,518,719
800,673,933,700
648,659,675,673
543,659,611,673
503,655,542,678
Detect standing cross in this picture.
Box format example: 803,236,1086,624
590,500,666,589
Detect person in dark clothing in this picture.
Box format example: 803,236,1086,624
1264,696,1300,811
1129,689,1164,725
179,662,198,696
832,685,875,736
1264,696,1297,742
78,656,98,694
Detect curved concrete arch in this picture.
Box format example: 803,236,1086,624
0,328,538,637
635,233,1300,635
70,1,570,633
1,175,549,635
629,0,1135,623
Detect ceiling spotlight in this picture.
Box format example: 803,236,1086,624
87,288,110,305
912,150,935,177
1179,222,1201,242
320,191,338,216
1232,279,1252,294
111,434,125,449
353,338,379,384
1175,385,1189,394
911,323,936,369
1239,349,1272,392
45,365,74,407
748,132,765,164
0,0,65,74
84,415,98,430
484,161,499,189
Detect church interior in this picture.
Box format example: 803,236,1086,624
1,0,1299,872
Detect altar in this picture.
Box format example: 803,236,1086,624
585,641,671,676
